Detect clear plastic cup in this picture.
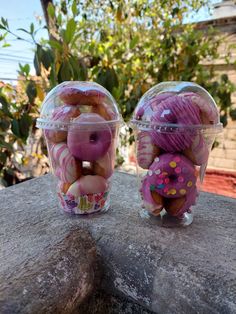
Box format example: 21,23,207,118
36,81,122,215
131,82,223,226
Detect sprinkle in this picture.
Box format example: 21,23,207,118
164,178,170,184
180,189,187,195
155,169,161,175
157,178,163,184
174,156,181,162
169,161,177,168
154,157,160,162
150,184,156,191
175,167,181,174
178,176,184,183
167,188,176,195
162,172,168,176
164,187,168,193
187,181,193,187
148,170,153,176
157,184,165,189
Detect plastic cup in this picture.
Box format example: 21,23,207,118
131,81,223,226
36,81,121,215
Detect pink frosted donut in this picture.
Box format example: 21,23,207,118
150,93,202,152
59,87,106,106
67,175,108,197
135,92,174,120
44,105,81,143
67,113,112,161
137,131,161,169
50,143,82,183
183,133,209,166
142,153,197,199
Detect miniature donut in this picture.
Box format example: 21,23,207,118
183,133,209,166
67,175,108,198
50,143,82,183
141,153,198,216
191,94,218,125
67,113,112,161
135,92,174,120
137,131,161,169
44,105,81,143
150,93,202,152
92,150,114,179
146,153,197,198
140,176,164,215
59,86,106,106
92,102,117,121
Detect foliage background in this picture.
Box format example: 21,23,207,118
0,0,235,186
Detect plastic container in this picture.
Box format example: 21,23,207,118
131,81,223,226
36,81,121,215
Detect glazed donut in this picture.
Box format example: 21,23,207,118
190,94,218,125
44,105,81,143
183,133,209,166
150,93,202,152
50,143,82,183
92,150,114,179
67,113,112,161
92,102,117,121
67,175,108,197
59,86,106,106
137,131,161,169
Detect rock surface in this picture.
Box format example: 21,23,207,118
0,172,236,313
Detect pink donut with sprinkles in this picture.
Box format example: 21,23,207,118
142,153,197,199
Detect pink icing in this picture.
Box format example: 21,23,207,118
50,143,80,183
137,131,158,169
150,93,202,152
140,153,198,216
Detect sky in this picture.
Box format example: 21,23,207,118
0,0,219,83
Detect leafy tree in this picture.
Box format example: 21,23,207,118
0,0,235,186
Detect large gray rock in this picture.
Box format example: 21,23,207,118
0,172,235,313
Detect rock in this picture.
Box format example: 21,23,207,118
0,172,236,314
0,228,97,314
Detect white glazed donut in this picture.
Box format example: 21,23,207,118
50,143,82,183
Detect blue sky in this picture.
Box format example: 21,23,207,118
0,0,218,83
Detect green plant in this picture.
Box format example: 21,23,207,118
0,0,235,186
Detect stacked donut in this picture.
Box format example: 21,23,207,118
136,92,217,218
45,85,116,214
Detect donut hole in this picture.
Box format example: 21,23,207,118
169,174,178,182
89,132,98,143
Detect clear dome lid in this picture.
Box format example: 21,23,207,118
131,81,222,133
36,81,121,130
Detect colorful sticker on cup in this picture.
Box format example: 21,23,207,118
58,190,109,214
